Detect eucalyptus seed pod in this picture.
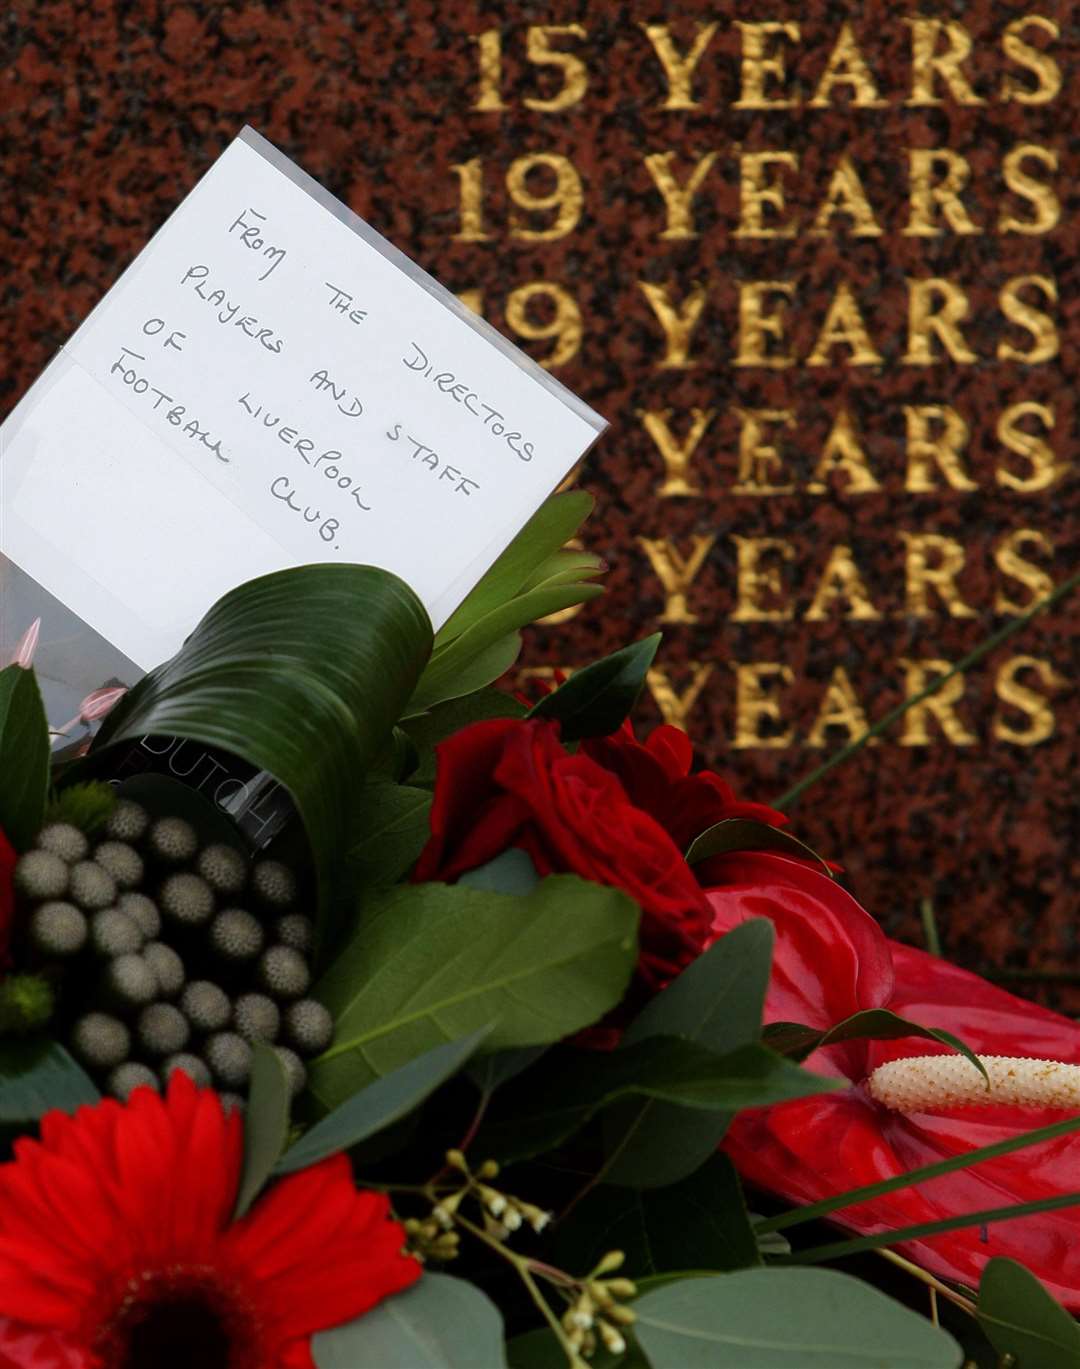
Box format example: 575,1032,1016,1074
137,1003,190,1057
29,901,88,957
71,1012,130,1070
161,1052,212,1088
14,850,69,901
205,1032,253,1088
160,873,214,927
90,908,143,959
148,817,198,865
102,953,158,1009
36,822,89,864
180,980,232,1033
258,946,310,1001
209,909,264,963
275,1046,307,1099
105,799,151,844
233,993,280,1045
197,844,248,896
93,841,144,890
274,913,314,955
69,861,117,912
284,999,333,1057
118,892,162,940
107,1062,159,1100
144,941,185,998
250,860,297,909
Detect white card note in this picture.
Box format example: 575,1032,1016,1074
0,127,606,670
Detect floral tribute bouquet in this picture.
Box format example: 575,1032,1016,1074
1,490,1079,1369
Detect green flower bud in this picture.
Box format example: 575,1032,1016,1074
118,892,161,939
275,913,314,955
90,908,144,958
209,908,263,962
251,860,297,909
233,993,280,1044
161,1052,212,1088
258,946,310,1001
205,1032,253,1088
181,980,231,1033
93,841,144,890
69,861,117,912
197,844,248,896
275,1046,307,1099
36,822,89,864
137,1003,190,1057
144,941,185,998
15,850,69,901
105,799,150,844
284,999,333,1057
0,974,55,1035
160,873,214,927
71,1012,130,1069
107,1062,159,1100
29,901,88,957
149,817,198,864
102,953,158,1009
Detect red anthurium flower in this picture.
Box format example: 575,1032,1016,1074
0,1073,420,1368
707,852,1080,1308
0,827,15,976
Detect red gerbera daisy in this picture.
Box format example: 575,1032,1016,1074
0,1073,420,1369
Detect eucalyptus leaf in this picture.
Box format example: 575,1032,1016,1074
87,565,433,939
0,1039,99,1124
0,664,50,850
308,875,640,1108
313,1273,507,1369
234,1043,291,1218
467,1044,549,1093
527,635,661,742
277,1028,491,1175
632,1269,962,1368
764,1008,988,1084
349,782,433,889
685,818,833,876
458,848,539,895
976,1257,1080,1369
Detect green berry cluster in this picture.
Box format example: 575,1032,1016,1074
14,803,333,1103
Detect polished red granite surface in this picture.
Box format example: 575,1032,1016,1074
2,2,1077,993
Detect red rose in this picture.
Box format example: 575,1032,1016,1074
414,718,713,986
0,828,14,976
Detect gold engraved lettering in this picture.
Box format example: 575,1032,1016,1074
999,145,1060,235
809,22,885,108
639,407,714,496
639,281,707,369
731,663,795,749
734,22,800,109
993,655,1062,745
808,156,883,237
996,402,1064,492
451,159,490,241
902,533,977,618
507,154,583,241
905,19,984,106
806,666,875,748
902,278,976,365
805,546,881,621
646,662,715,731
998,274,1058,363
733,410,796,494
735,281,795,368
904,405,977,492
806,411,881,494
904,149,981,237
994,529,1055,613
505,282,582,368
806,282,883,366
1000,16,1061,105
638,534,717,623
735,152,799,238
470,30,506,112
645,151,720,239
731,536,795,621
523,25,588,112
899,659,977,746
640,22,718,110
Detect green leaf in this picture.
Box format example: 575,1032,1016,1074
685,819,833,877
632,1269,962,1368
87,565,432,938
277,1028,491,1175
458,848,539,895
527,635,662,742
507,1328,648,1369
467,1044,548,1093
403,689,525,786
308,875,640,1108
480,1036,840,1163
428,630,523,702
977,1257,1080,1369
234,1043,291,1218
0,1039,99,1123
349,782,433,889
0,665,50,849
764,1008,988,1084
520,546,607,594
312,1273,507,1369
602,919,774,1188
551,1156,760,1279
